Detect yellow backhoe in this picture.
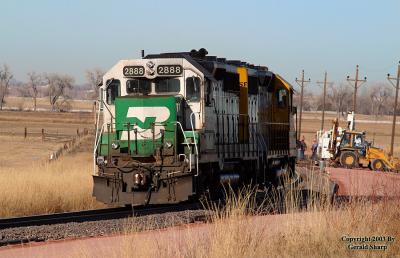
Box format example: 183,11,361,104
335,130,399,171
326,112,400,172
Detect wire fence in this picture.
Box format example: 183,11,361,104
0,127,93,142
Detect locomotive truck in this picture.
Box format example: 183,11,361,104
93,49,297,206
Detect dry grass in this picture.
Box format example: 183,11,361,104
78,185,400,258
0,135,64,168
0,152,105,218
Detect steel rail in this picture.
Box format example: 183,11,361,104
0,202,203,230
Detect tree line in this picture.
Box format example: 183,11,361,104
0,64,103,111
0,63,397,116
293,82,397,118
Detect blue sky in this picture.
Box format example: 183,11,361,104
0,0,399,90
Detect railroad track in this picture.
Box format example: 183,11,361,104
0,170,306,232
0,172,304,248
0,202,203,230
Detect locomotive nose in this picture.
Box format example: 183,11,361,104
114,96,177,157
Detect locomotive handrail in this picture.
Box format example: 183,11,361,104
99,99,115,120
94,100,102,144
93,122,107,175
93,98,116,174
172,121,192,173
190,112,200,177
94,100,102,162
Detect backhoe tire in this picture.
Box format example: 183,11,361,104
371,159,385,171
340,151,357,169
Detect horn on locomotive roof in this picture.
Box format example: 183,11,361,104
190,48,209,59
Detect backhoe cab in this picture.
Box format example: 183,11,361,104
337,131,370,169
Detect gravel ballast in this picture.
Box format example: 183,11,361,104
0,209,209,245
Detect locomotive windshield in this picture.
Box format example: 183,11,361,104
155,78,180,93
126,79,151,94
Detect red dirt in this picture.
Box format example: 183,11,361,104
327,167,400,197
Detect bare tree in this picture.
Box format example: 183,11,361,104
27,72,43,111
45,73,74,111
14,81,31,98
315,92,333,111
358,92,372,115
0,64,13,110
293,89,314,111
85,68,104,99
328,83,352,118
368,84,392,119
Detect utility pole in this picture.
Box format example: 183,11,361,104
387,61,400,156
295,70,311,140
346,65,367,114
316,71,332,131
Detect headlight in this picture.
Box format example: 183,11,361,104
96,156,105,165
111,142,120,150
165,141,173,148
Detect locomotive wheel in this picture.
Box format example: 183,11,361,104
340,151,357,169
371,159,385,171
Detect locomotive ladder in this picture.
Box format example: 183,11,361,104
255,130,268,183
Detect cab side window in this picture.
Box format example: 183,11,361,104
186,77,200,101
276,89,287,108
106,79,120,105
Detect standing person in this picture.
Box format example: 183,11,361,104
298,136,307,160
311,138,318,165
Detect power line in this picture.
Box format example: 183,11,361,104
346,65,367,114
295,70,311,140
316,71,333,131
387,61,400,156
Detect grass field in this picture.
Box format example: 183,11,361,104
0,135,63,168
0,110,95,168
0,151,105,218
2,96,93,111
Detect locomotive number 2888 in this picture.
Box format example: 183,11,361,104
123,66,145,77
157,65,182,76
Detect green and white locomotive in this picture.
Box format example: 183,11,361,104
93,49,297,206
